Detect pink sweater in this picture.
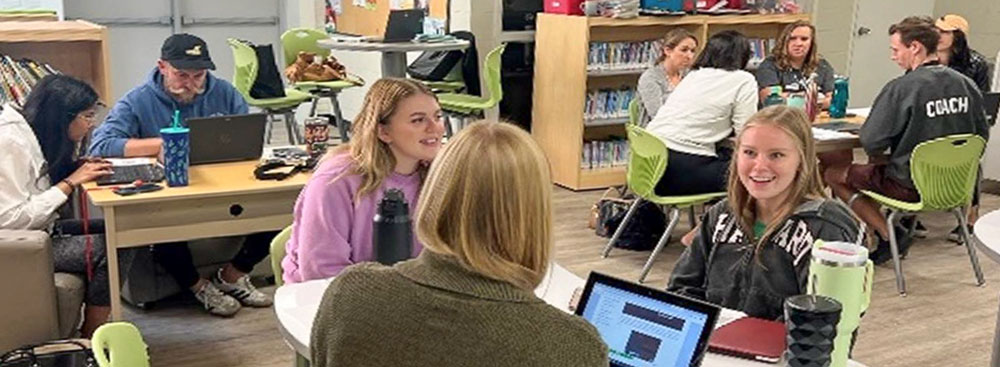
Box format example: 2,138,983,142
282,153,423,283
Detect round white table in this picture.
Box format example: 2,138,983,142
974,209,1000,367
274,264,866,367
316,38,470,78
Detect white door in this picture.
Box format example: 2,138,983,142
847,0,935,108
65,0,284,102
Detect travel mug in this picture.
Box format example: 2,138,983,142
373,188,412,265
808,240,873,367
160,126,190,187
304,116,330,156
785,294,842,367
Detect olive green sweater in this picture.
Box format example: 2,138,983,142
311,251,609,367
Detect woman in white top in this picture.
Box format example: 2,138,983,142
0,75,112,336
637,28,698,124
646,30,758,196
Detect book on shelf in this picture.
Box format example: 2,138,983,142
747,38,777,68
588,40,661,72
584,87,636,122
582,139,630,170
0,54,58,106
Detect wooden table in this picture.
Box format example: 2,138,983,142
814,113,864,153
85,160,310,320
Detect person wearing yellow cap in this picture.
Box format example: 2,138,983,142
935,14,992,92
935,14,992,243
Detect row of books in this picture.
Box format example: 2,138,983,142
587,40,661,71
748,38,777,68
0,55,59,106
582,139,629,170
584,87,637,122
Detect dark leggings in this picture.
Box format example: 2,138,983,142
51,219,109,306
151,231,277,289
654,148,732,196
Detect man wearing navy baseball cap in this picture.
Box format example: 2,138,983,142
89,34,273,317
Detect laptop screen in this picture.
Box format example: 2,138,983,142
577,273,717,367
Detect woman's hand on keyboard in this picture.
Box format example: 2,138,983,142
67,160,114,185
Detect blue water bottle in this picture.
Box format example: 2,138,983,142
829,76,849,118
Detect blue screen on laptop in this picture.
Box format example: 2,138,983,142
581,282,709,367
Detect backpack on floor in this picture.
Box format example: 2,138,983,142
591,188,666,251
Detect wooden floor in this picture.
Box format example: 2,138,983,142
126,186,1000,366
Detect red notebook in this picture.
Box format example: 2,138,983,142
708,317,786,363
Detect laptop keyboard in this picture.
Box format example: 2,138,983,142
97,164,165,186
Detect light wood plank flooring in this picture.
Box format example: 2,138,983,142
125,186,1000,366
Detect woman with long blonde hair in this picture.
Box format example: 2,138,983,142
668,106,860,320
282,78,445,283
755,21,837,108
311,122,608,367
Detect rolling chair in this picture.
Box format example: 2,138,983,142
227,38,313,145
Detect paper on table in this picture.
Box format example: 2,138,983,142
715,308,748,329
105,158,157,166
812,127,856,141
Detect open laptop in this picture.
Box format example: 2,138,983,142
576,272,720,367
374,9,424,43
984,92,1000,126
188,113,267,165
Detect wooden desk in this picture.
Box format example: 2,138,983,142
85,160,310,320
814,112,864,153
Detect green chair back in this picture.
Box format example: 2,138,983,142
270,225,293,287
628,98,641,126
909,134,985,210
482,44,506,107
226,38,260,103
280,28,331,67
625,124,669,199
91,322,149,367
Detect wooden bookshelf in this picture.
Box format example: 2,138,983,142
0,20,110,101
532,13,809,190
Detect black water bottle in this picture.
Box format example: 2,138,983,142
373,188,412,265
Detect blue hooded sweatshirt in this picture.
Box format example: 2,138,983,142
88,67,249,157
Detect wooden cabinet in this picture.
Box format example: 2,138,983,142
0,20,111,101
532,13,809,190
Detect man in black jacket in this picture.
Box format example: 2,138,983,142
822,16,989,264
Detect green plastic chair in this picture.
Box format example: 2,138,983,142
227,38,313,145
628,98,641,126
270,225,293,287
855,134,986,296
281,28,363,143
437,44,506,136
601,124,727,283
91,322,149,367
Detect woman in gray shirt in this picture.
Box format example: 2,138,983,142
637,28,698,123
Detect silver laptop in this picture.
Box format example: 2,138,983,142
187,113,267,165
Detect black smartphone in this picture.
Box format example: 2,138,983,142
113,183,163,196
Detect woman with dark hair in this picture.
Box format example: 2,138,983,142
646,30,758,197
0,74,112,336
755,21,837,108
936,14,991,92
637,28,698,122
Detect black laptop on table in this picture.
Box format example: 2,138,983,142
188,113,267,165
379,9,424,43
576,272,720,367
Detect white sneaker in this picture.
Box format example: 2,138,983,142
212,269,273,307
194,282,241,317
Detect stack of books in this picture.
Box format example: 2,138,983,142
0,55,59,106
582,138,630,170
587,40,661,72
584,87,637,123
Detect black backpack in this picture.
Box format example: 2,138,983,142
595,191,666,251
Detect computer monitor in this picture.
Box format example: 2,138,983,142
576,272,720,367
